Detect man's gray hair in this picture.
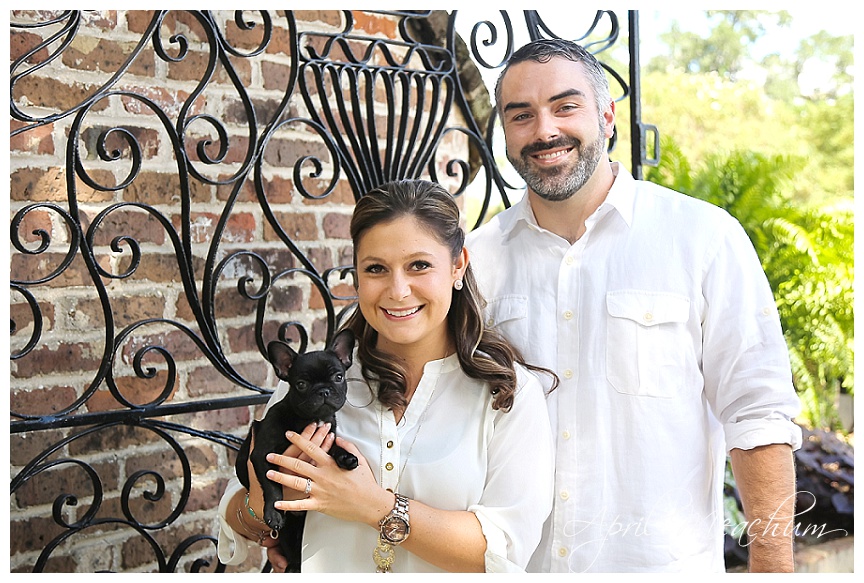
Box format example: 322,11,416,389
494,38,612,121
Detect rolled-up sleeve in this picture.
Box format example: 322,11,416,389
217,476,252,565
468,367,555,571
701,218,802,453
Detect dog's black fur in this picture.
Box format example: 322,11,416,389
235,329,357,572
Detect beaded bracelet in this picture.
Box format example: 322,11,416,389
241,491,279,541
244,492,269,526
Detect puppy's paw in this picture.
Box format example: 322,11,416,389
335,452,359,470
264,505,285,532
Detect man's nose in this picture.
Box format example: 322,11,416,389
534,110,560,142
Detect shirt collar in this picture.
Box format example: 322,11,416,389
505,161,637,236
602,162,636,227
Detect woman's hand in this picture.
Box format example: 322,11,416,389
265,432,487,572
274,422,336,503
244,422,334,515
265,431,392,529
241,422,334,573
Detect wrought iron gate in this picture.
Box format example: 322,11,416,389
9,9,652,572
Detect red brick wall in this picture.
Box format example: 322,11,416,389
9,10,469,572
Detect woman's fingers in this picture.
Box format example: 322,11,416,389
266,466,313,491
267,449,314,478
266,427,334,478
282,423,333,463
287,429,333,465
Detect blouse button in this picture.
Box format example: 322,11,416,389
562,430,571,440
558,547,568,557
563,310,573,320
643,312,654,322
386,440,394,449
385,462,394,471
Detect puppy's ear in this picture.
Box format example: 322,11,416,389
267,340,297,381
329,329,355,368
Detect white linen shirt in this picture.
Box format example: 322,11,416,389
465,163,802,573
217,353,554,572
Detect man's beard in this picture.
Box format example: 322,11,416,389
507,128,607,202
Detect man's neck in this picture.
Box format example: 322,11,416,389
528,162,616,245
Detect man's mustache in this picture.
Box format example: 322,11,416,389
520,137,580,157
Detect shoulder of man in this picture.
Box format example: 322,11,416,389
635,178,737,224
465,203,521,248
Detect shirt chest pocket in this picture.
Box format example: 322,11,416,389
483,295,528,339
606,290,690,398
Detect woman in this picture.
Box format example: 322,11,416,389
217,180,555,572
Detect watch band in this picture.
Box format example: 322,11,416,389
378,493,411,544
374,493,411,573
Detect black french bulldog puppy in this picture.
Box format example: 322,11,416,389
235,328,358,572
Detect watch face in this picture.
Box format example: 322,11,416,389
382,516,409,543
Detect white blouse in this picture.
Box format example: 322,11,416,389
217,353,554,572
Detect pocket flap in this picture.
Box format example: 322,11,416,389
606,290,690,326
484,295,528,327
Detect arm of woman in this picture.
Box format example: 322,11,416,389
268,432,487,572
216,422,335,568
467,368,555,570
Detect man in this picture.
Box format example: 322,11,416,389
465,39,802,572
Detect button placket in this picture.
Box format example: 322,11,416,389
379,405,400,491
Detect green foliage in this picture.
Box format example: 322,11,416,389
636,11,855,207
648,10,791,79
646,140,854,430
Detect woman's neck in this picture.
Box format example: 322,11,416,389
377,337,454,404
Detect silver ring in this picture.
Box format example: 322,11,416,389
303,478,312,495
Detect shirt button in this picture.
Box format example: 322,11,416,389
563,369,573,379
643,312,654,322
562,430,571,440
565,256,574,265
560,490,570,500
563,310,573,320
558,547,568,557
486,317,495,327
762,307,772,315
385,462,394,471
386,441,394,449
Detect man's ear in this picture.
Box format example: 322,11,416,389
604,100,616,140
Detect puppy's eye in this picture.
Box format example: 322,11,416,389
296,381,308,391
333,373,344,382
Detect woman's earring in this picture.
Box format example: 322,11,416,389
453,279,463,291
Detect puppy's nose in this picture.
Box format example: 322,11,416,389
317,387,331,398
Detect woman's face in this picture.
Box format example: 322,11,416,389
355,215,467,361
